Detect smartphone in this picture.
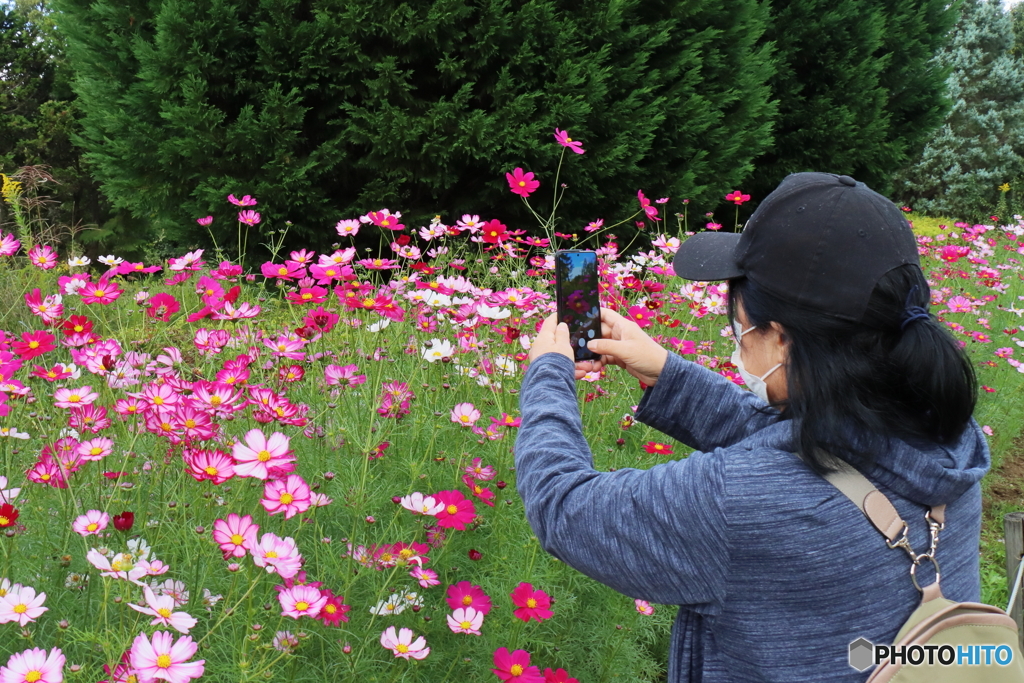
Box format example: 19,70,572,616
554,250,602,361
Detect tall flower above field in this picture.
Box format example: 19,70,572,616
238,210,261,226
725,190,750,205
553,128,585,154
506,168,539,198
637,190,660,221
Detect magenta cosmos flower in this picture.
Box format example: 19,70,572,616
445,581,492,614
238,210,261,226
232,429,295,480
725,190,751,205
147,293,180,321
510,582,553,622
380,626,429,659
130,631,205,683
72,510,109,536
0,585,48,626
0,647,64,683
492,648,543,683
433,490,477,530
506,168,539,198
213,513,259,559
11,330,55,361
261,474,312,519
553,128,585,154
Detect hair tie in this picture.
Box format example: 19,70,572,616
900,284,931,331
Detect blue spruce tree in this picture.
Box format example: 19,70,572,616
895,0,1024,221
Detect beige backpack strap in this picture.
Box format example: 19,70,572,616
821,463,907,543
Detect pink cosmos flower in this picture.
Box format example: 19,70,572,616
52,387,96,409
635,599,655,615
77,437,114,461
0,647,64,683
510,582,553,622
725,190,750,205
447,606,484,635
553,128,585,154
947,295,973,313
637,190,660,221
335,219,360,237
213,513,259,559
238,210,261,226
86,548,147,584
261,474,312,519
251,533,303,579
506,168,540,198
130,631,205,683
228,194,257,206
0,232,21,257
196,216,213,226
129,586,197,634
451,402,481,427
278,584,327,619
185,448,235,485
73,510,110,536
232,429,295,480
463,457,497,480
0,585,48,626
323,364,366,388
410,567,440,588
434,490,476,530
380,626,429,660
80,279,123,305
27,245,58,270
445,581,492,614
492,648,543,683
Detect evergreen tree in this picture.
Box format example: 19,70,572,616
0,0,110,246
51,0,776,252
894,0,1024,221
746,0,957,204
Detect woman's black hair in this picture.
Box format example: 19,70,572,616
728,264,977,475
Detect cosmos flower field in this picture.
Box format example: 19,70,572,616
1,152,1023,682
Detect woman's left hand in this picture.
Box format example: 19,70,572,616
527,313,574,365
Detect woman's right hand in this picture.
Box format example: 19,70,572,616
575,307,669,386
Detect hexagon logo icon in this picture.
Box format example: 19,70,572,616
849,637,875,672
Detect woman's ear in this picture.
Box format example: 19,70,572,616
769,322,790,362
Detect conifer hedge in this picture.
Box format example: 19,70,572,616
52,0,776,250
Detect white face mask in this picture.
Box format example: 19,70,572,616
731,321,782,404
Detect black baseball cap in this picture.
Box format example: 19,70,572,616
671,172,921,322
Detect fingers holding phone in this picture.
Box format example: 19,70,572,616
585,307,669,387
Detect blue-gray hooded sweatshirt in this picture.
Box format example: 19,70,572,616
514,351,990,682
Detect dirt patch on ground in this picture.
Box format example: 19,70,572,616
984,432,1024,516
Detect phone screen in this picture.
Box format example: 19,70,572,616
555,250,601,361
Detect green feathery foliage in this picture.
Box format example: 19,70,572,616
51,0,776,253
746,0,958,204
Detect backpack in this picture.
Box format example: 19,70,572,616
815,458,1024,682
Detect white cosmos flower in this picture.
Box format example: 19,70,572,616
98,255,124,266
0,427,30,439
68,256,92,267
367,319,391,333
0,476,21,504
369,594,406,615
477,304,511,319
421,339,454,362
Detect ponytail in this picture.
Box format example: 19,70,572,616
730,265,977,475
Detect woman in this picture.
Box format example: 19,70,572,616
515,172,988,681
